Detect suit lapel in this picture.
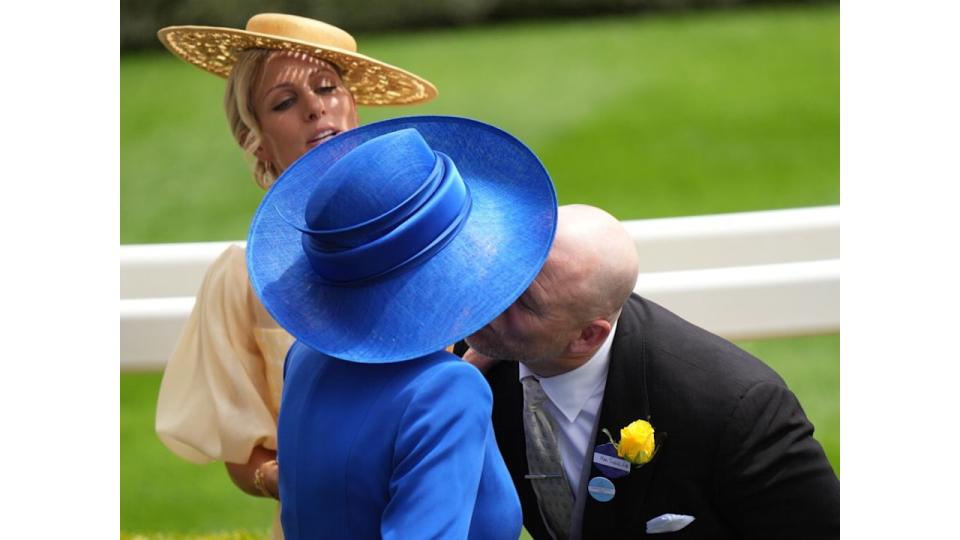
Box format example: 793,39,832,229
582,297,663,536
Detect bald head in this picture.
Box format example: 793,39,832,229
546,204,640,323
465,204,640,374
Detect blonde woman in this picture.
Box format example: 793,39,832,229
153,13,437,538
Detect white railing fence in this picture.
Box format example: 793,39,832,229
120,205,839,371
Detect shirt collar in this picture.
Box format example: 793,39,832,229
519,322,616,423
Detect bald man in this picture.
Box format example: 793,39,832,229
466,205,839,539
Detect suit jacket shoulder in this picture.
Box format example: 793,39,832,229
614,294,789,433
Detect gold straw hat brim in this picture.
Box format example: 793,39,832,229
157,25,438,106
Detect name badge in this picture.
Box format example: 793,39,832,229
593,442,630,478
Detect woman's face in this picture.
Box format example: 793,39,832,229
252,51,360,173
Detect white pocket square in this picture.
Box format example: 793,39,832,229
646,513,695,534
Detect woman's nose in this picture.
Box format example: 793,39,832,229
305,94,326,120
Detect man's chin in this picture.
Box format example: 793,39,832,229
463,335,490,356
466,336,555,366
464,335,508,361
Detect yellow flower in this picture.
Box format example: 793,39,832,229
617,419,655,465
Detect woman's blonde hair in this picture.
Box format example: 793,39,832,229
225,48,278,189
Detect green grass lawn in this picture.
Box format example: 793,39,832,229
121,4,838,244
121,3,838,536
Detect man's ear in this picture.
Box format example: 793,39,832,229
568,319,612,357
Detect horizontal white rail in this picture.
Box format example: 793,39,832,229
634,260,839,340
121,241,240,299
119,205,840,371
626,205,839,272
121,206,839,299
120,260,839,371
120,297,196,371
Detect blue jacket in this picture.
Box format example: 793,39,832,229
279,342,522,539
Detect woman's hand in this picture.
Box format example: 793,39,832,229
255,458,280,500
225,445,280,500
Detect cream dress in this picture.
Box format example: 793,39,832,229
156,244,293,540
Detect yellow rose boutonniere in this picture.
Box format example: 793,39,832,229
602,419,660,467
618,419,656,465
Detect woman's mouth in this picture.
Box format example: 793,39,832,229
308,129,338,146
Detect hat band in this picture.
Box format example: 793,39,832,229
289,154,446,250
300,152,472,286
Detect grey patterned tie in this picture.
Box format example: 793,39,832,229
522,375,573,540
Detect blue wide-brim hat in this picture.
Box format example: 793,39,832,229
247,116,557,363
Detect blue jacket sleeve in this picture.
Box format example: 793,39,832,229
381,361,493,539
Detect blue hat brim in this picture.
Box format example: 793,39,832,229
247,116,557,363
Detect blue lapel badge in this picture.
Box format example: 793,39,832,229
587,476,616,502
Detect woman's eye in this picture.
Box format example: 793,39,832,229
272,98,295,112
315,85,337,95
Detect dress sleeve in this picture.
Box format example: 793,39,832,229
715,381,840,539
155,245,280,464
381,361,493,539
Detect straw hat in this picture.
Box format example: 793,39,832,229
157,13,438,106
247,116,558,363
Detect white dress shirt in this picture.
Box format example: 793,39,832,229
519,323,616,496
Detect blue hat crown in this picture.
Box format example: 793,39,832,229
283,128,473,286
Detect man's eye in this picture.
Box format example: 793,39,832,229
272,98,295,112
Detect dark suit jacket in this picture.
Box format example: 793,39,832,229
486,294,839,539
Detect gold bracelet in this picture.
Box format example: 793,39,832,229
254,459,278,499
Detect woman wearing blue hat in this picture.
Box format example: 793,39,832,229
153,13,438,534
247,116,557,538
